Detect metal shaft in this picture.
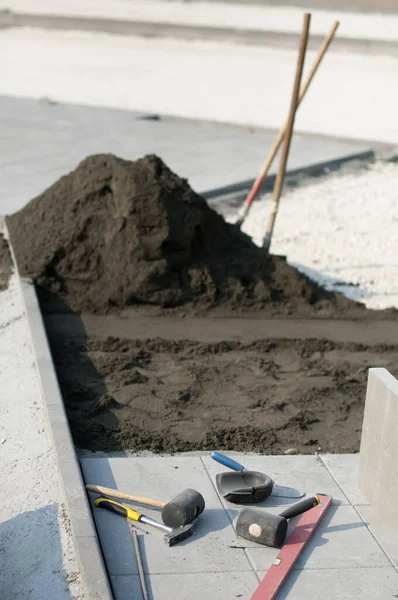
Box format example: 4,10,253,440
140,514,172,533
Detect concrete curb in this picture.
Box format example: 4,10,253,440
1,11,398,56
5,230,114,600
202,148,375,200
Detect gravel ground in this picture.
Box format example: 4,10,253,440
0,222,83,600
230,159,398,310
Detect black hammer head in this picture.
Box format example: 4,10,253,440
161,489,206,528
164,522,194,547
236,508,288,548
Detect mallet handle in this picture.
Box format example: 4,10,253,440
237,20,339,226
86,484,165,509
279,495,320,520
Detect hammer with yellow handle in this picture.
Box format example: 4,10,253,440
87,484,205,528
94,497,194,547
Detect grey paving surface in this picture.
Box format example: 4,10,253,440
0,95,371,216
257,567,398,599
321,452,369,505
80,453,398,599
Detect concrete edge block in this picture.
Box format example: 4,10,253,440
7,245,114,600
358,368,398,531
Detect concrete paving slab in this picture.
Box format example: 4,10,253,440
0,96,372,215
321,453,369,505
356,505,398,568
78,453,398,597
248,505,391,572
202,453,350,507
80,456,254,576
111,572,260,600
256,567,398,599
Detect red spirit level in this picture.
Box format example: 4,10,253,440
250,494,332,600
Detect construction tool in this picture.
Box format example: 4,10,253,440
235,20,339,229
262,12,311,251
130,526,149,600
94,497,194,546
211,452,303,502
250,495,332,600
87,484,205,528
236,494,320,547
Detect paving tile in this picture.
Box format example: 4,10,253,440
89,509,139,577
256,567,398,599
202,454,350,507
111,572,259,600
321,453,369,505
111,575,143,600
356,505,398,568
248,506,391,572
81,456,253,576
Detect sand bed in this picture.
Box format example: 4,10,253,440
42,310,398,455
6,154,398,455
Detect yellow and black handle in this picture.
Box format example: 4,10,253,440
94,496,171,534
94,496,143,522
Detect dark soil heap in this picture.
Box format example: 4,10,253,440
7,153,356,315
0,234,13,291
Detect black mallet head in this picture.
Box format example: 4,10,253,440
161,489,205,528
236,496,320,548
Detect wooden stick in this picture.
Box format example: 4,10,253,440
86,484,165,509
262,13,311,251
236,20,339,228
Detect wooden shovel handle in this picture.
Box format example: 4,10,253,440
86,484,165,509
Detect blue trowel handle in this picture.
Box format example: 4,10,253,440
211,452,245,472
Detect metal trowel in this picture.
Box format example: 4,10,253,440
211,452,304,503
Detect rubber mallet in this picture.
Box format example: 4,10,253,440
94,497,194,547
86,484,205,528
236,495,320,548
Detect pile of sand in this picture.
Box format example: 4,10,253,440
0,234,13,291
7,153,357,315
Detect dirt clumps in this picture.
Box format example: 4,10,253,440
7,153,359,316
0,234,13,291
48,334,398,454
7,152,389,456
